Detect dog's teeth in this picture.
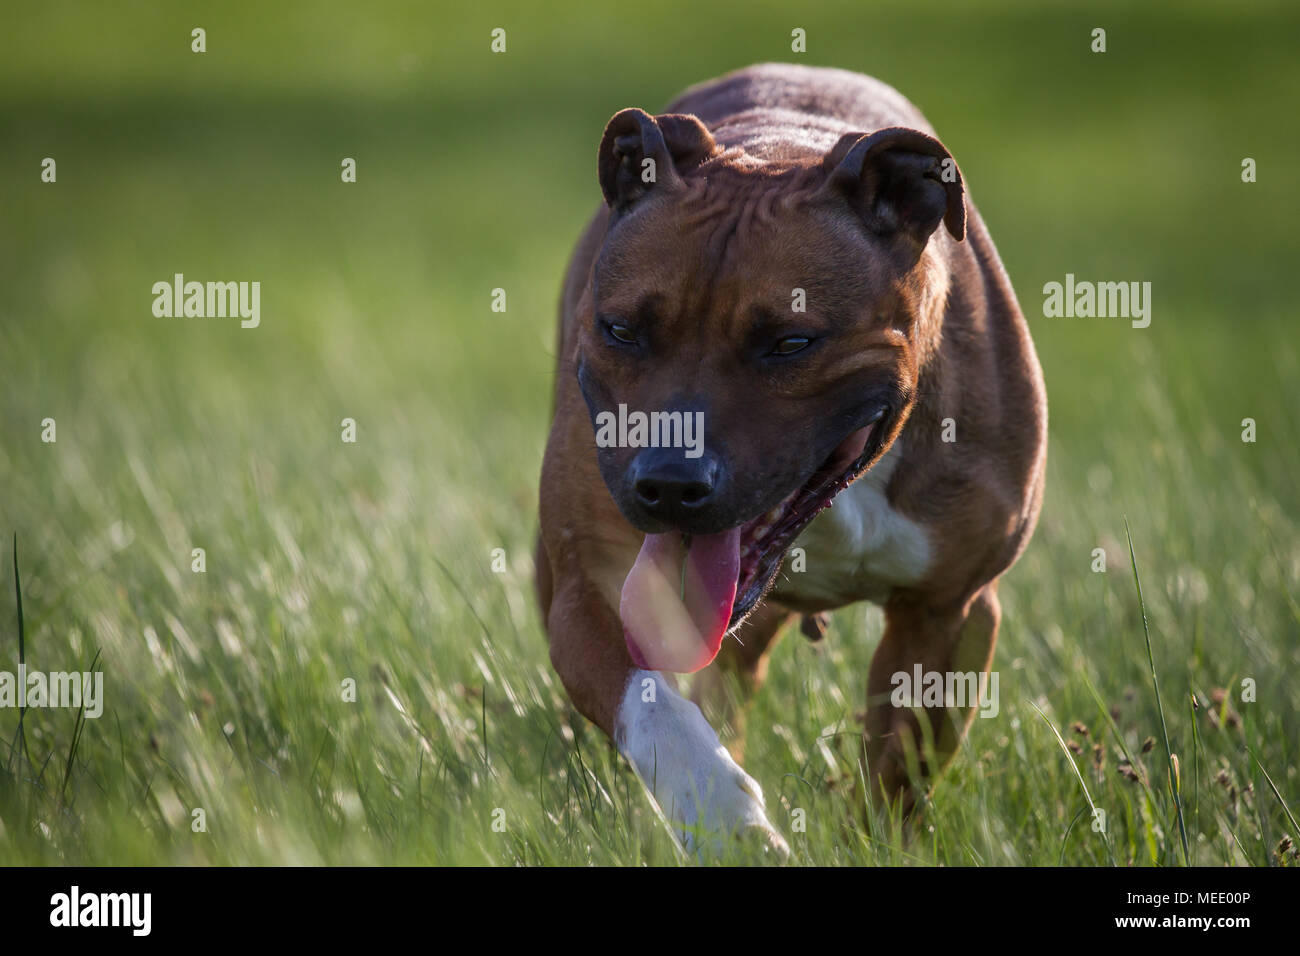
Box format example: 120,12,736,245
766,507,782,523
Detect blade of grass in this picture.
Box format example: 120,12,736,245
1079,670,1161,809
60,648,102,805
1030,700,1116,865
1188,692,1202,844
1124,515,1190,865
1248,746,1300,838
8,534,34,774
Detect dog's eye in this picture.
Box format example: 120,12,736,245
771,336,811,356
605,322,637,345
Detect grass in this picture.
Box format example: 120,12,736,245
0,0,1297,865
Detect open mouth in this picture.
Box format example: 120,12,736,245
730,412,886,625
618,409,888,673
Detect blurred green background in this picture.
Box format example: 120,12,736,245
0,0,1296,864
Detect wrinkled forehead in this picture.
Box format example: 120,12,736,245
593,188,881,317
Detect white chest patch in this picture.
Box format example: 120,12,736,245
770,444,931,607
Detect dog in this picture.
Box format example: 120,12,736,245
535,63,1047,855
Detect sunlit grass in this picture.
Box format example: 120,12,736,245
1,0,1297,865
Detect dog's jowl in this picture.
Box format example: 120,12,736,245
535,63,1047,855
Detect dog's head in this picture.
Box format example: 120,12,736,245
575,107,965,671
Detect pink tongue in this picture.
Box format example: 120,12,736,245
620,529,741,673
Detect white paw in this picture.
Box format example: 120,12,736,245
678,760,790,859
617,670,789,859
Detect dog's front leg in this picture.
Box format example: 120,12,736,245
861,584,1002,812
546,581,788,858
618,669,789,857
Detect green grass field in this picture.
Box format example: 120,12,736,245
1,0,1297,865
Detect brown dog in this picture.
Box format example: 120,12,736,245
536,63,1046,855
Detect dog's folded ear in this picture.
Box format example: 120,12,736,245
821,127,966,243
598,108,719,211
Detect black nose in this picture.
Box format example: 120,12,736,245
630,449,719,523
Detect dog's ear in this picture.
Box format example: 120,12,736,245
598,108,718,211
821,127,965,243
